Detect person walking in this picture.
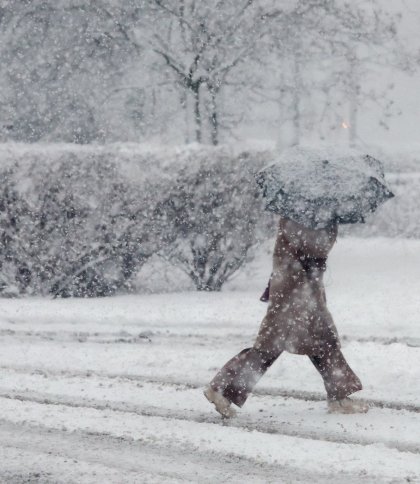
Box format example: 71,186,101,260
204,147,394,418
204,217,368,417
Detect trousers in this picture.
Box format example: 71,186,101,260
210,345,362,407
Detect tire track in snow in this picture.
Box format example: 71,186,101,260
2,364,419,414
0,327,419,347
0,390,419,455
1,421,321,484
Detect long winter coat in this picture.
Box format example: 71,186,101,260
255,218,340,356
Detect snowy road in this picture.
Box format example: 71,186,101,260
0,238,419,483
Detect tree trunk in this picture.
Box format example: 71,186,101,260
292,54,301,147
193,84,202,143
180,89,190,143
348,56,358,148
209,88,219,146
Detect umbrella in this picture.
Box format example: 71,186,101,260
256,146,394,230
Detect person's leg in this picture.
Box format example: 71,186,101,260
206,310,283,416
309,347,362,400
309,347,368,413
209,346,282,408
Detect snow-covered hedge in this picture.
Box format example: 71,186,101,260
155,149,271,291
0,143,418,297
0,144,271,297
0,145,170,296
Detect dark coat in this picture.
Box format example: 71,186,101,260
255,218,340,356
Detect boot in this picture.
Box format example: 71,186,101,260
328,397,369,414
204,386,237,418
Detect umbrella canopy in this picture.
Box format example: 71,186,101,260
256,146,394,230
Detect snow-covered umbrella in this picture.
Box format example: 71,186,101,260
256,146,394,230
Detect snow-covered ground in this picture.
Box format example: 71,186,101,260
0,238,419,483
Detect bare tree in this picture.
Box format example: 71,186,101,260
0,1,142,143
263,0,411,148
330,7,413,147
140,0,275,145
0,0,416,145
